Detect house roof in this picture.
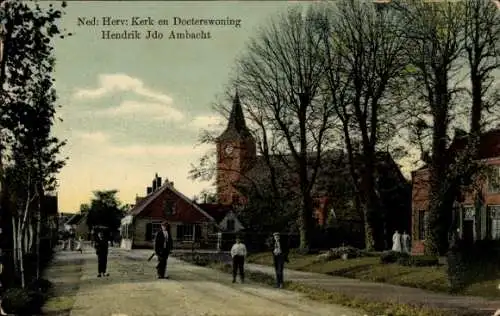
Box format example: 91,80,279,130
447,128,500,160
66,213,86,225
197,203,233,223
129,182,217,223
414,129,500,173
236,150,407,197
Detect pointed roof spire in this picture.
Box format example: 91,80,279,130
217,90,253,141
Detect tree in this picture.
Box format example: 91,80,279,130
85,190,124,234
395,0,465,255
230,6,337,252
322,0,408,250
0,0,68,287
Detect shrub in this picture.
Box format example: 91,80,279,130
396,252,412,266
1,287,44,316
28,278,52,294
317,246,365,262
380,250,400,264
411,255,439,267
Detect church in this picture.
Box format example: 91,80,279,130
213,93,412,248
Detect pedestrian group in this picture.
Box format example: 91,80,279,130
90,220,290,289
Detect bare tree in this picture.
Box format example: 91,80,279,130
396,0,465,255
323,0,409,250
230,5,338,252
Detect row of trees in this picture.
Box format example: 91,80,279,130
0,1,69,288
191,0,500,255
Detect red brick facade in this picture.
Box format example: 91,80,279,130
411,130,500,254
131,184,214,223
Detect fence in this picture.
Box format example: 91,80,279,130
202,232,300,252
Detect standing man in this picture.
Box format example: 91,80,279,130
230,236,247,283
95,231,109,277
271,232,289,289
154,221,173,279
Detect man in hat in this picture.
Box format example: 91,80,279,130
154,221,173,279
271,232,289,289
94,231,109,277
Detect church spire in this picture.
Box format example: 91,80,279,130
217,91,252,141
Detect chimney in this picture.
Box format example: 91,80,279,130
152,179,157,192
147,187,152,195
156,176,162,188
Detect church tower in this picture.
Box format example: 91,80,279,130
216,92,256,205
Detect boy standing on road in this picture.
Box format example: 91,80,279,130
271,232,289,289
230,236,247,283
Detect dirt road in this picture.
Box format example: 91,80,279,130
63,247,363,316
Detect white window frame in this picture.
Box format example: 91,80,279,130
488,166,500,193
488,205,500,240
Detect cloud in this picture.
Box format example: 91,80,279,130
108,144,210,157
188,115,224,129
74,131,109,144
97,100,184,121
73,74,173,104
72,129,210,158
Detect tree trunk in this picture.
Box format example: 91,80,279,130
426,81,450,256
299,194,313,252
11,216,18,273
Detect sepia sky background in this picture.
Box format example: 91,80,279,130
51,1,420,213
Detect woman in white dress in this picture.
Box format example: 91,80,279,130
392,230,402,252
401,231,411,254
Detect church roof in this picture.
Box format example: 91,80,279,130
217,92,254,141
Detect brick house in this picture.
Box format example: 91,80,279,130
120,174,220,249
411,129,500,254
216,93,411,247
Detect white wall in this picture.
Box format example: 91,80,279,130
219,211,244,232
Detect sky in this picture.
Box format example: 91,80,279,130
49,1,427,214
50,1,303,213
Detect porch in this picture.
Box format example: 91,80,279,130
120,217,218,250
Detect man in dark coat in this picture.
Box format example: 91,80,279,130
94,231,109,277
154,221,173,279
271,232,289,289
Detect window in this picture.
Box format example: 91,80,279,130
488,206,500,240
163,198,177,216
488,166,500,193
418,210,428,240
145,221,162,241
232,194,239,205
176,224,193,241
226,219,235,232
463,206,475,221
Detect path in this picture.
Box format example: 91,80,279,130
44,246,364,316
244,262,500,316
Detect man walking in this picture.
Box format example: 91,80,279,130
271,232,289,289
230,236,247,283
154,221,173,279
95,231,109,277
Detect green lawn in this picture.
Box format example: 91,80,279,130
247,251,500,298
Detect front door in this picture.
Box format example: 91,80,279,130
463,220,474,243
